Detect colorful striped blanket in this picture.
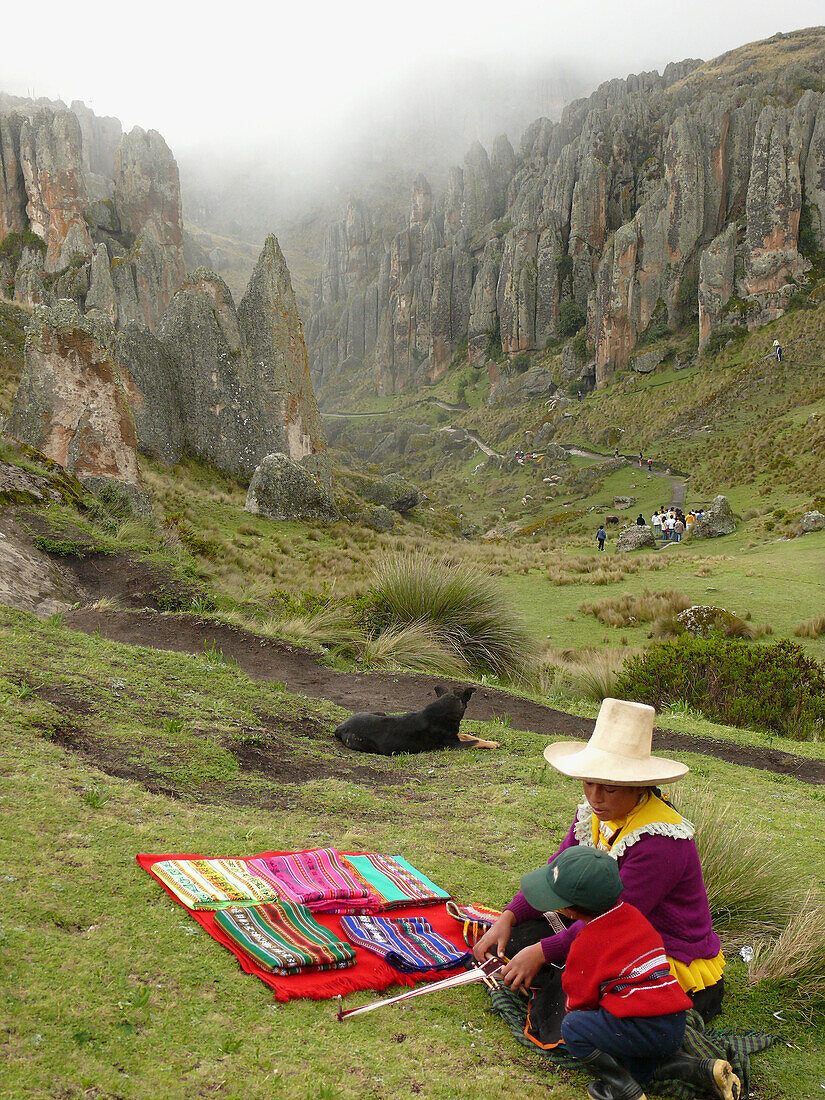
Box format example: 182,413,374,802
342,853,450,910
150,857,280,909
214,902,355,975
340,915,470,973
245,849,375,913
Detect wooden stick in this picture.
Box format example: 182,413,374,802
336,956,505,1020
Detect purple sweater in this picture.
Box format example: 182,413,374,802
506,818,721,967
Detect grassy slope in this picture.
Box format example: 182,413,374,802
2,606,824,1100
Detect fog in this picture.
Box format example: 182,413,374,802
4,1,824,249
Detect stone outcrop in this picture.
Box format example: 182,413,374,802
1,98,185,333
615,524,656,552
305,29,825,396
692,495,736,538
245,453,337,522
799,510,825,534
117,237,327,481
6,301,151,513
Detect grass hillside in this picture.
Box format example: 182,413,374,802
2,606,825,1099
1,265,825,1097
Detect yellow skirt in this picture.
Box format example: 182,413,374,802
668,950,726,994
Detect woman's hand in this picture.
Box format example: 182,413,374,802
472,911,516,963
500,943,545,993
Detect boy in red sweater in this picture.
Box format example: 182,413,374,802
516,847,740,1100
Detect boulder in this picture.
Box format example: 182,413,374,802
6,301,151,515
692,495,736,538
244,453,337,522
630,348,666,374
365,473,420,513
799,510,825,533
364,505,395,531
615,525,656,552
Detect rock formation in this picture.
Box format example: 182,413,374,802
0,96,185,333
245,453,336,522
6,301,151,514
692,495,736,538
615,525,656,552
306,29,825,396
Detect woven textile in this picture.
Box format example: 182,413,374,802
341,915,470,973
150,857,279,909
246,849,373,913
485,983,779,1098
342,853,450,909
214,902,355,974
138,850,466,1002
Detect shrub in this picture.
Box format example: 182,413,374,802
615,635,825,738
558,300,586,338
364,553,534,681
703,325,747,357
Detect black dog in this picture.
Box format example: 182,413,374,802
333,685,498,756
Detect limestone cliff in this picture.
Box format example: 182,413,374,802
306,28,825,394
0,95,185,333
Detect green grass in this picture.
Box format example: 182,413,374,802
0,605,824,1098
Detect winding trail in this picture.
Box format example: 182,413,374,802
62,608,825,787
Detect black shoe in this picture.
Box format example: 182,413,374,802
586,1081,614,1100
653,1054,740,1100
580,1050,646,1100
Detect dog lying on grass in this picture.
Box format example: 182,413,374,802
333,685,499,756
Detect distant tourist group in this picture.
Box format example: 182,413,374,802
648,506,703,542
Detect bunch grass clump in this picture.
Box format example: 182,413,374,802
794,614,825,638
358,623,469,675
541,648,626,702
580,589,691,629
365,552,534,681
748,892,825,1001
674,785,797,935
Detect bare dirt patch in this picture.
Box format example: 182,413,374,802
62,608,825,786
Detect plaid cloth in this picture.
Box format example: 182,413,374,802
341,915,470,973
484,984,779,1097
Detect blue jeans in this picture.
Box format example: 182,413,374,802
562,1007,687,1084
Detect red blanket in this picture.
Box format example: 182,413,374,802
137,851,466,1002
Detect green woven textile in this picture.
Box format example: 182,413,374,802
484,985,779,1097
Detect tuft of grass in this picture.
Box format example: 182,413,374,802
260,604,364,660
358,623,470,676
365,553,534,681
748,892,825,1002
675,785,798,935
580,589,691,628
795,614,825,638
540,648,626,702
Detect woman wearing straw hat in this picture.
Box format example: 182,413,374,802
473,699,724,1046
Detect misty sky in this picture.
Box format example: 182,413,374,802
5,0,824,157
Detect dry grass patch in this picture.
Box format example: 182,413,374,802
540,646,629,702
795,614,825,639
579,589,691,628
748,892,825,1002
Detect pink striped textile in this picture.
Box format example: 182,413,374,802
246,848,378,913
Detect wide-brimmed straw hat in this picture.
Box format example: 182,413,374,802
543,697,688,785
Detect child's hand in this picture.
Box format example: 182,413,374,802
501,943,545,993
472,911,516,963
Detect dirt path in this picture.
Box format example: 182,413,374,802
63,609,825,786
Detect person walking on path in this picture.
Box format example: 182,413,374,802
773,339,782,363
638,452,643,468
596,525,607,552
647,458,653,472
673,518,685,543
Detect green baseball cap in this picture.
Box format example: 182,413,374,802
520,847,624,914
